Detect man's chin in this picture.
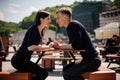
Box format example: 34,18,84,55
57,24,63,27
58,25,62,27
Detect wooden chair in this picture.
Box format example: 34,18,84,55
0,69,33,80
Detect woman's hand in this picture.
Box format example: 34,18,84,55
28,45,53,51
28,45,38,51
48,42,55,48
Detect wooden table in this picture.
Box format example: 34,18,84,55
41,55,82,71
106,54,120,68
34,48,84,71
35,48,85,64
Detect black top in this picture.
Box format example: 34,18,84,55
106,38,118,47
15,24,41,60
67,20,98,60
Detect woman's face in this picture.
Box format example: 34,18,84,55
41,15,51,28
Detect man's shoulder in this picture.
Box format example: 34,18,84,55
69,20,84,29
70,20,80,24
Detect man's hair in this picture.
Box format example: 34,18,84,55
56,7,72,17
35,10,50,26
112,34,118,37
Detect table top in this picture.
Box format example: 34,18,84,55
106,54,120,58
42,55,82,60
36,48,85,52
113,45,120,47
96,44,120,48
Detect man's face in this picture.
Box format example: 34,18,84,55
56,12,65,27
112,36,118,41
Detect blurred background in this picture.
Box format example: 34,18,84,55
0,0,120,56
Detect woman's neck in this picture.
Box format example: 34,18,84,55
38,25,45,37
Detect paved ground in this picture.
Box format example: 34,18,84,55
2,47,120,80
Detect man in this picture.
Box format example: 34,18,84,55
52,7,101,80
104,34,119,61
105,34,118,48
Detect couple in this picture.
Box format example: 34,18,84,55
11,7,101,80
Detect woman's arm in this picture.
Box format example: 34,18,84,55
28,45,50,51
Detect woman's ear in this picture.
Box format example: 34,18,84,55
40,18,44,23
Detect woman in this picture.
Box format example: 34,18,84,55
11,10,51,80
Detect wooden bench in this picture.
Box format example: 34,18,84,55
0,69,33,80
0,66,116,80
82,66,116,80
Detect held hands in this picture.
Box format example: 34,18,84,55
49,41,61,49
28,41,61,51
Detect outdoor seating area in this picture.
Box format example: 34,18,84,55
0,65,116,80
0,0,120,80
0,45,120,80
0,33,120,80
106,54,120,68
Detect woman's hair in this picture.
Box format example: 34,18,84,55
35,10,50,26
56,7,72,17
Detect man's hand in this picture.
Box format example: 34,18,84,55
53,41,61,49
49,41,61,49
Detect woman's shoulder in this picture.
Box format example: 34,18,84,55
25,24,38,36
27,24,37,32
29,24,37,30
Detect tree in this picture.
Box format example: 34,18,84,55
114,0,120,8
49,24,58,31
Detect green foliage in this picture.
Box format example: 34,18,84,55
20,12,36,29
0,30,10,36
114,0,120,8
90,33,95,38
109,0,120,9
15,1,103,33
20,4,70,31
0,20,22,36
71,1,80,8
2,1,119,34
45,7,58,19
49,24,58,31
